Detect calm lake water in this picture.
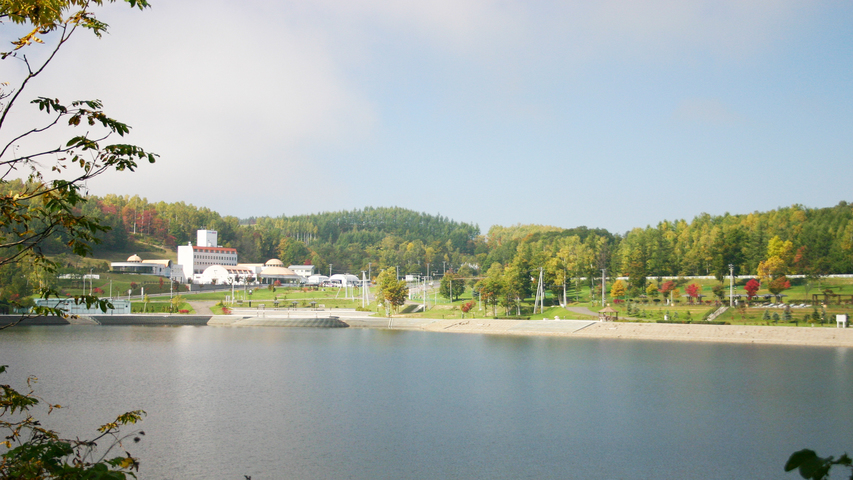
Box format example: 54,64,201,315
1,326,851,479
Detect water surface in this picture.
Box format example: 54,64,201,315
1,326,850,479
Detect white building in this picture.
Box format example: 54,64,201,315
197,229,218,247
110,254,172,277
177,230,238,281
306,274,329,286
289,265,315,278
197,265,255,285
329,273,361,287
260,260,303,285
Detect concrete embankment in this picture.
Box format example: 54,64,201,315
345,317,853,347
93,315,212,326
2,314,212,327
345,317,598,335
1,315,72,326
210,316,349,328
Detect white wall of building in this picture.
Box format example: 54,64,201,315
197,230,218,247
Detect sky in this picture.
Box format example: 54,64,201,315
4,0,853,234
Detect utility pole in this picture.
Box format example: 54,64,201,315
601,268,606,306
361,271,368,307
729,264,735,308
533,267,545,314
329,264,333,278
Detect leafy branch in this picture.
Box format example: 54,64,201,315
1,365,146,478
786,449,853,480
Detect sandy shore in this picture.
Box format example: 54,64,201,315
349,317,853,348
569,321,853,347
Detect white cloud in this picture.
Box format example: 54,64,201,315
20,0,378,203
541,0,813,62
2,0,838,224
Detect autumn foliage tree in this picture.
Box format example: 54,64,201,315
659,280,675,304
685,283,701,304
768,275,791,301
375,268,408,315
610,279,626,300
645,281,658,298
744,278,761,300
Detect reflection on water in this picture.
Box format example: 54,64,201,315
1,326,851,479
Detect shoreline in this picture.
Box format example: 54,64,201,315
348,317,853,348
6,313,853,348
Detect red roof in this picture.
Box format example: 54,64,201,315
193,246,237,252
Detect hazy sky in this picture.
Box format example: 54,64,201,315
5,0,852,234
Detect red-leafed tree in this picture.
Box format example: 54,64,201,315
744,278,760,300
768,275,791,301
659,281,675,303
685,283,701,304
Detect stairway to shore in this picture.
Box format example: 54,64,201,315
706,306,728,322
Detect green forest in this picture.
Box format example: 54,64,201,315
3,179,853,302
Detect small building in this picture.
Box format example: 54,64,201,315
110,255,172,278
599,306,618,322
289,265,315,278
259,264,302,285
198,265,255,285
329,273,361,287
306,274,329,286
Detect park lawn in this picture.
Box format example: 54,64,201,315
129,301,195,314
600,300,852,327
183,287,370,310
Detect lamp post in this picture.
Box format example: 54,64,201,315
601,268,606,306
729,264,734,308
329,264,333,278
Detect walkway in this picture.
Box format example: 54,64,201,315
188,301,216,316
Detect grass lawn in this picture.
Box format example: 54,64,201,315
183,286,372,310
129,301,195,314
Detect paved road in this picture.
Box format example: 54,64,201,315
565,306,599,316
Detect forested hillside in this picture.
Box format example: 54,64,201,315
3,180,851,291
